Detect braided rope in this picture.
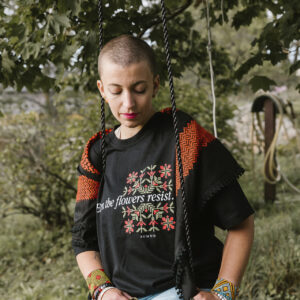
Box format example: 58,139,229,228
97,0,107,173
160,0,194,290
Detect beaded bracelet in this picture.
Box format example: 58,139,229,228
212,291,230,300
211,278,239,300
93,283,114,300
98,286,116,300
86,268,112,299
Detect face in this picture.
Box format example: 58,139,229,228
97,58,159,133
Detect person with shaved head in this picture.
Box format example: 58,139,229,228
71,35,254,300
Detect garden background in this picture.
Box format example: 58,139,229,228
0,1,299,299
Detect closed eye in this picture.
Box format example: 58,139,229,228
135,89,146,94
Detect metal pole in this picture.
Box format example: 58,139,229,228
264,98,276,203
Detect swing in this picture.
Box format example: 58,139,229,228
96,1,196,299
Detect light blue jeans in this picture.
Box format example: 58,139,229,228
138,287,211,300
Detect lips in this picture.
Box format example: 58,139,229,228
122,113,138,119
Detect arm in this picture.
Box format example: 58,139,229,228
218,214,254,286
76,251,133,300
76,251,103,279
194,214,254,300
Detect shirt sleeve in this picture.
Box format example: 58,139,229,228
71,133,103,256
207,179,254,230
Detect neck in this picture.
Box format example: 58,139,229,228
118,109,156,139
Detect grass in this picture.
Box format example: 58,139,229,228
0,214,88,300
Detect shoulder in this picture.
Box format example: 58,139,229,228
78,129,113,178
160,107,216,146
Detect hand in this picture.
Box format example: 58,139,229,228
192,290,219,300
101,287,132,300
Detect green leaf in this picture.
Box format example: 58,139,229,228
1,50,15,73
53,14,71,28
248,76,277,92
289,60,300,75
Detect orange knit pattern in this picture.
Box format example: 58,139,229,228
80,129,112,175
76,175,100,202
160,107,177,114
175,120,215,195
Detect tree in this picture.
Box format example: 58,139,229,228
0,0,234,94
202,0,300,92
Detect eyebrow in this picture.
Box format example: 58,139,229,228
108,80,147,87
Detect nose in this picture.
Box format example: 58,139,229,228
122,90,136,110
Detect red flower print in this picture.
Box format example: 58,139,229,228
149,219,158,226
152,181,158,186
127,171,138,184
124,219,134,234
153,209,159,215
147,171,155,177
128,186,132,195
126,206,131,216
161,216,175,231
162,181,167,191
140,173,145,178
159,164,172,178
163,203,169,213
137,220,146,227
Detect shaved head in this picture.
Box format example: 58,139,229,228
98,34,157,78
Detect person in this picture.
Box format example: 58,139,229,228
71,34,254,300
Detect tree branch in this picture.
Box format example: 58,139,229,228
24,141,77,193
138,0,193,38
41,165,77,193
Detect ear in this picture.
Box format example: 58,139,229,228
152,74,160,98
97,80,107,101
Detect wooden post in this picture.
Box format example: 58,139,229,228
264,98,276,203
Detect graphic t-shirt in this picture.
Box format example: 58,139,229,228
91,112,177,295
72,109,254,297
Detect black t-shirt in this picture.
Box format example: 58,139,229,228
72,110,254,297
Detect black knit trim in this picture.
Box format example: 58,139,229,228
199,138,245,209
77,165,102,182
173,245,190,299
201,166,245,205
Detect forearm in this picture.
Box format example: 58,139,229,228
76,251,103,279
218,214,254,286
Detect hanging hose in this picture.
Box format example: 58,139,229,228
262,95,283,184
251,93,300,193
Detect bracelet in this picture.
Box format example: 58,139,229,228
212,291,230,300
86,268,112,299
94,283,114,300
99,286,116,300
211,278,239,300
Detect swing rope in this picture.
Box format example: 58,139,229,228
97,0,107,174
160,0,194,293
97,0,195,297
